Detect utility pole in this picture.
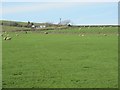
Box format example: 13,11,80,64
60,18,61,24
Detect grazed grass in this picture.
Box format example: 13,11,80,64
2,25,30,32
39,27,118,34
2,27,118,88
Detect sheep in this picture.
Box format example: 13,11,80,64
81,34,85,36
79,28,81,30
103,34,107,36
78,34,84,37
16,34,19,36
6,37,12,40
3,37,12,40
3,37,7,40
45,32,48,34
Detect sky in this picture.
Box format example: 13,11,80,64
1,2,118,25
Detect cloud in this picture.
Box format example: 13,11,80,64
2,2,118,15
2,3,79,14
3,2,117,14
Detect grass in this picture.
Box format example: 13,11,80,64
35,27,118,34
2,25,30,32
2,27,118,88
0,20,52,27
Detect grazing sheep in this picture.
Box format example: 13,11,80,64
6,37,12,40
3,37,7,40
45,32,48,34
81,34,85,36
103,34,107,36
3,37,11,40
79,28,81,30
16,34,19,36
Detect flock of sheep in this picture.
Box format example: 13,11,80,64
0,31,20,40
79,27,104,30
1,32,12,40
0,31,49,41
78,27,107,36
0,27,118,40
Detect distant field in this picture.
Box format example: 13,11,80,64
40,27,118,34
2,27,118,88
1,25,118,34
2,25,30,32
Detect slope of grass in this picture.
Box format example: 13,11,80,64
2,25,30,32
40,27,118,34
0,20,53,27
2,32,118,88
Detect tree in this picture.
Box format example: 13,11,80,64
58,19,72,25
31,23,34,25
28,21,30,24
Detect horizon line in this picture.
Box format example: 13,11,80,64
1,19,118,25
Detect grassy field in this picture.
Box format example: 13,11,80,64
1,25,30,32
2,27,118,88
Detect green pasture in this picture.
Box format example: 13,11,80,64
2,27,118,88
2,25,30,32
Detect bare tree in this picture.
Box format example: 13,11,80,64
58,19,72,25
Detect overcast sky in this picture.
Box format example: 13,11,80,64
1,1,118,25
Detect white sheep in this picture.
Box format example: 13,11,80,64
103,34,107,36
16,34,19,36
6,37,12,40
45,32,48,34
3,37,12,40
3,37,7,40
81,34,85,36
